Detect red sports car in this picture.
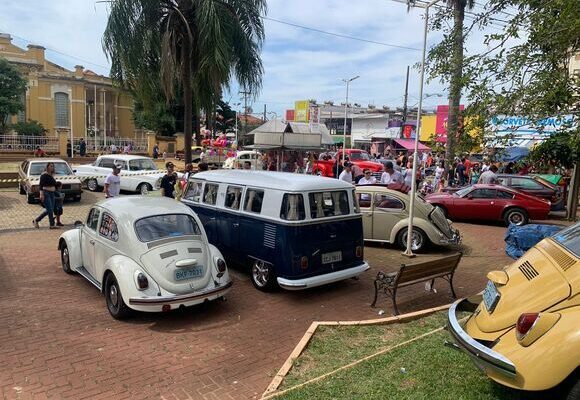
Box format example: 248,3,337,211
311,149,383,177
425,184,550,226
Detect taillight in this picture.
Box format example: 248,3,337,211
137,272,149,290
356,246,363,258
300,256,309,269
516,313,539,341
216,259,226,278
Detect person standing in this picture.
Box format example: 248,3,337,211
456,159,467,186
160,162,177,198
66,141,72,157
54,181,65,227
338,162,354,184
380,161,402,184
33,162,59,229
478,165,499,184
104,164,122,198
351,163,364,183
358,169,377,185
79,138,86,157
433,161,445,191
153,143,159,159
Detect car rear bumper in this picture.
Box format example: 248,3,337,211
439,230,461,245
129,280,233,305
277,262,370,290
446,296,516,378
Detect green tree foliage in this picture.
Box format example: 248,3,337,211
528,130,579,171
11,120,47,136
0,57,27,133
103,0,266,163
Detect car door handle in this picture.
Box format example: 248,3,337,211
89,240,95,245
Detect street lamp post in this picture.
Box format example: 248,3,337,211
403,0,444,257
342,75,359,165
68,88,74,159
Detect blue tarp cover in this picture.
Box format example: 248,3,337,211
504,224,562,259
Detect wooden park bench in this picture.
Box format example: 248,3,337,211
371,252,462,315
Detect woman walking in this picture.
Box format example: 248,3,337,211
33,162,59,229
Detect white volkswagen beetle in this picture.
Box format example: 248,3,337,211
58,196,232,319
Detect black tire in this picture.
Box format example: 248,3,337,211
396,227,428,252
566,374,580,400
27,193,36,204
251,260,278,291
503,208,528,226
105,273,131,320
137,183,151,195
86,179,101,192
19,184,25,195
60,243,73,274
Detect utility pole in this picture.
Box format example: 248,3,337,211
239,90,250,141
263,104,267,122
401,65,410,137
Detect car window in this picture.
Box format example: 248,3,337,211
115,160,127,170
244,188,264,213
98,213,119,242
225,186,243,209
352,189,360,213
21,161,28,173
135,214,202,242
280,193,305,221
203,183,219,205
357,193,372,208
510,177,544,190
309,191,350,218
86,208,100,231
98,158,115,168
29,163,71,175
470,189,496,199
239,154,249,160
455,187,472,197
183,181,203,202
552,223,580,257
29,163,46,175
128,158,158,171
496,190,514,199
374,194,404,210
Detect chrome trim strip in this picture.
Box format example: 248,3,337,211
159,249,178,259
447,297,517,377
129,280,233,305
146,235,202,249
277,262,370,291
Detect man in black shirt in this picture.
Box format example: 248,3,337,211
160,162,177,198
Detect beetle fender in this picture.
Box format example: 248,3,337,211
101,255,159,306
58,230,83,271
390,218,437,244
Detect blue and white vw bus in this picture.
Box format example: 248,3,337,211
181,170,369,291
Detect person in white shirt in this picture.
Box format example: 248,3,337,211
338,162,354,184
110,144,117,154
380,161,402,184
104,165,121,198
433,161,445,191
358,169,377,185
478,165,499,184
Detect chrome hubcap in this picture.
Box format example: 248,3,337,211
510,212,524,225
109,284,119,307
88,179,97,191
140,185,148,195
403,230,423,251
252,261,269,287
62,248,69,268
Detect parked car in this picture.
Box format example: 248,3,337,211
355,185,460,252
19,158,82,204
223,150,263,170
497,174,565,211
74,155,167,194
57,196,232,319
447,222,579,398
175,146,230,166
426,184,551,226
181,170,370,291
310,149,383,177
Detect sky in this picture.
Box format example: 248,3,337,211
0,0,498,117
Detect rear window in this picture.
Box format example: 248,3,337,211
552,224,580,257
309,191,350,219
135,214,202,242
280,193,305,221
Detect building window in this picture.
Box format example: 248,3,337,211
17,93,26,123
54,92,69,127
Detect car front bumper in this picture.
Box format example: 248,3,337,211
129,280,233,308
277,262,370,290
446,296,516,378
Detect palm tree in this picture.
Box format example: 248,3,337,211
103,0,266,164
444,0,474,170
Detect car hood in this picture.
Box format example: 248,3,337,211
353,160,383,171
472,241,575,333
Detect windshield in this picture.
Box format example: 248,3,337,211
135,214,202,242
552,223,580,258
29,162,73,176
349,152,370,161
454,187,472,197
128,158,158,171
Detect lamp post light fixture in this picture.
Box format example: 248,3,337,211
68,88,74,159
342,75,359,166
402,0,444,257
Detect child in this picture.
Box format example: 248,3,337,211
54,182,65,227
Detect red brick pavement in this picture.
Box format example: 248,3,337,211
0,223,514,399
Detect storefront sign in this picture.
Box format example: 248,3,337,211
490,115,576,138
285,109,295,121
295,100,309,122
435,104,465,143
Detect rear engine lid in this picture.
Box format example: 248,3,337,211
474,247,571,333
428,205,454,238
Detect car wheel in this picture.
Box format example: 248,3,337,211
566,374,580,400
105,273,131,320
27,193,36,204
251,260,278,291
86,179,100,192
504,208,528,226
19,184,25,195
60,243,73,274
397,228,428,252
138,183,151,195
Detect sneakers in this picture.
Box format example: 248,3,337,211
33,220,39,229
49,225,60,230
56,222,64,227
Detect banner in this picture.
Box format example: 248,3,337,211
285,109,295,121
308,105,319,123
295,100,309,122
435,104,464,143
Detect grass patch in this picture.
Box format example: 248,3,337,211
276,312,526,399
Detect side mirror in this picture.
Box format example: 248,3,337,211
74,220,84,228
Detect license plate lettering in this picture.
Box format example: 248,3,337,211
322,251,342,264
175,265,203,281
483,280,500,313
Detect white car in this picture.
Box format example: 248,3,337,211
223,150,262,170
18,158,83,204
57,197,233,319
74,155,166,194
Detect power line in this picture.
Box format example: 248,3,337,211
261,16,421,51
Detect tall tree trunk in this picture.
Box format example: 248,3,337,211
194,108,201,146
445,0,466,171
182,45,193,164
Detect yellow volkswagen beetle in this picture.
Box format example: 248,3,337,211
447,222,579,399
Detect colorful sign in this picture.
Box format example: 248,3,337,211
435,104,464,143
309,105,319,123
490,115,576,138
285,109,295,121
295,100,309,122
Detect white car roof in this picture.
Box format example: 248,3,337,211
26,158,70,164
193,170,355,192
97,155,153,161
96,196,193,221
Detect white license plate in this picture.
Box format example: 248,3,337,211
175,265,203,281
322,251,342,264
482,280,500,313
